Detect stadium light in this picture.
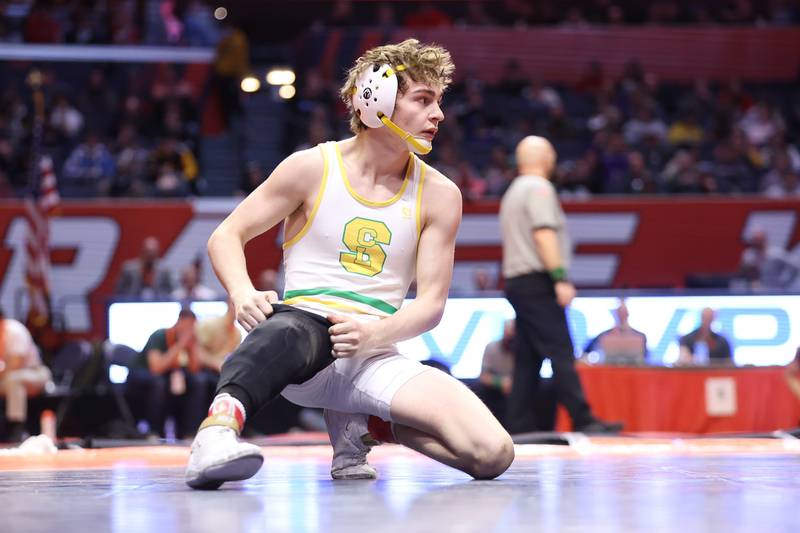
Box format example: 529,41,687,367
278,85,296,99
240,76,260,93
266,68,296,86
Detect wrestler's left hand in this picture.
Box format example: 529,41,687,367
327,314,379,358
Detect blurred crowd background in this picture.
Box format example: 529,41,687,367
0,0,798,201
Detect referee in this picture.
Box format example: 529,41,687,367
500,136,621,434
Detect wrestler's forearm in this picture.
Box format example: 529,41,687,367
208,228,256,298
368,294,445,347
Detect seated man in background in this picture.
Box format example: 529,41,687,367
678,307,733,366
172,264,218,302
476,320,515,421
115,236,174,299
583,301,648,365
127,309,206,439
0,308,52,442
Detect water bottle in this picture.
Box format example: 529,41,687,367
694,341,710,366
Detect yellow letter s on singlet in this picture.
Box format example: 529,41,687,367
339,217,392,277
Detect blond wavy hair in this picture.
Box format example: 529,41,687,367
340,39,455,134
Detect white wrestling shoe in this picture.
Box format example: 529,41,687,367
185,426,264,490
324,409,380,480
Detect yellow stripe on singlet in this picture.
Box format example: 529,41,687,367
283,296,382,316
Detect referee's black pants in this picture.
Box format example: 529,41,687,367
504,272,593,433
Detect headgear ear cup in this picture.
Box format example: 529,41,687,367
352,64,433,155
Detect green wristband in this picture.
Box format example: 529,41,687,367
549,267,568,282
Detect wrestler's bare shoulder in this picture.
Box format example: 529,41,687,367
422,164,462,206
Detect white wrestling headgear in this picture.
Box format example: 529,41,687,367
352,63,432,155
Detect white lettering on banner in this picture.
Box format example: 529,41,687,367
1,218,33,320
741,211,797,250
0,217,119,331
160,218,226,296
567,213,639,285
50,218,119,331
458,213,639,286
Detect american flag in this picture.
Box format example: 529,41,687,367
24,155,60,327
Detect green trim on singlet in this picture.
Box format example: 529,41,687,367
283,288,398,315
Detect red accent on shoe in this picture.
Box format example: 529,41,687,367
367,416,395,444
208,395,245,431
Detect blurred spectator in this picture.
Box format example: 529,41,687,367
475,320,515,421
711,135,758,192
62,132,115,197
151,64,196,139
484,145,514,197
127,309,205,438
195,301,241,374
148,137,199,197
524,77,562,114
600,132,631,193
195,300,241,404
738,229,799,289
66,2,108,44
434,140,485,201
764,171,800,198
173,264,217,302
678,308,733,366
624,102,667,146
661,148,698,192
211,19,249,128
626,150,660,193
111,124,149,196
0,307,52,442
110,0,140,44
114,92,153,138
587,97,623,133
115,236,174,299
739,101,784,147
157,0,183,44
583,301,648,364
182,0,219,46
49,94,84,142
668,110,705,147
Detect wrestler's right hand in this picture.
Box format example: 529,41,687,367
231,288,279,331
